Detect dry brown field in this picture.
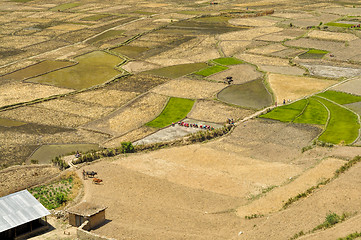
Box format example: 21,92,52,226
267,73,338,102
1,1,361,239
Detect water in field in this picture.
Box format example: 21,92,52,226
29,144,101,164
28,51,124,90
218,79,272,109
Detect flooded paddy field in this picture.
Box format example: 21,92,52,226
217,79,272,109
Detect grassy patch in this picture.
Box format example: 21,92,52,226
178,10,214,15
29,173,80,210
86,30,125,44
142,62,208,79
195,16,232,23
316,97,359,144
132,11,155,15
0,118,27,127
218,79,273,109
337,232,361,240
313,212,349,231
146,98,194,128
81,14,111,21
298,49,328,59
111,45,149,58
325,22,354,28
260,99,307,122
294,97,328,125
194,65,228,77
51,2,81,11
28,51,124,90
317,90,361,105
212,57,244,66
307,49,329,54
1,60,74,81
10,0,33,2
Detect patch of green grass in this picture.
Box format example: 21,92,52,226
313,212,349,231
337,232,361,240
260,99,307,122
111,45,149,58
178,10,213,15
51,2,81,11
195,16,232,23
317,90,361,105
10,0,33,2
142,62,208,79
316,97,359,145
28,51,124,89
146,98,194,128
0,118,27,127
86,30,125,44
325,22,354,28
294,97,328,125
132,11,155,15
212,57,244,66
194,65,228,77
307,49,329,54
81,14,111,21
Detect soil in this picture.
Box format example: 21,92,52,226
188,99,255,123
236,53,290,66
332,76,361,95
207,64,263,84
0,165,60,197
259,65,305,75
299,63,361,78
267,73,338,103
83,92,168,136
151,78,226,99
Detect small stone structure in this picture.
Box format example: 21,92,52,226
67,202,107,230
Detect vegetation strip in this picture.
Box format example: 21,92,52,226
317,90,361,105
294,97,328,125
283,156,361,209
337,232,361,240
316,96,359,145
260,99,307,122
146,97,195,128
194,65,228,77
211,57,244,66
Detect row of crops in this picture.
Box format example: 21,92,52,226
260,90,361,145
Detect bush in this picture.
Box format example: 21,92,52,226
30,159,39,164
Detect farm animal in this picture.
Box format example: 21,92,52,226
92,178,103,184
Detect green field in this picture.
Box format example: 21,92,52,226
1,60,74,81
0,118,27,127
51,2,81,11
28,51,124,90
29,144,101,164
298,49,328,59
218,79,273,109
325,22,354,28
212,57,244,66
142,62,208,79
316,97,359,144
260,99,307,122
294,97,328,125
111,45,149,58
146,98,194,128
194,65,228,77
81,14,111,21
317,90,361,105
86,30,125,44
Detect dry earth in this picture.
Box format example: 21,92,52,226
207,64,263,84
151,78,226,99
267,73,338,102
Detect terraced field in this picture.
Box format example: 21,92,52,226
1,1,361,239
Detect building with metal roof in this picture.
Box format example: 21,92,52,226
0,189,50,239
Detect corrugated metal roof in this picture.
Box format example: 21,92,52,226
0,189,50,233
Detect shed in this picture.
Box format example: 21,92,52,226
0,190,50,240
67,202,107,230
